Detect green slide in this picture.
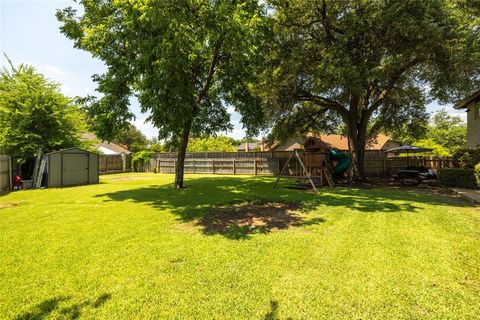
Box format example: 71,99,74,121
329,149,352,179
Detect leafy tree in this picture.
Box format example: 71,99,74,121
0,61,87,164
414,138,451,157
187,136,237,152
146,137,166,153
148,143,165,153
260,0,479,179
57,0,268,188
112,124,148,152
425,109,466,154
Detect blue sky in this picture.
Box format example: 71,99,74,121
0,0,467,140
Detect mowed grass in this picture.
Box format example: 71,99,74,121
1,173,480,319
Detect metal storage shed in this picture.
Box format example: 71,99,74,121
43,148,99,188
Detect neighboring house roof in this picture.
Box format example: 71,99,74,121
237,142,260,151
455,90,480,109
81,133,132,155
268,134,399,151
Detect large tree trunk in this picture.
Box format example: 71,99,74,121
350,135,367,181
347,113,368,181
174,118,193,189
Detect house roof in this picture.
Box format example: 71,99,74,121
81,133,132,155
269,133,397,151
237,142,260,151
454,90,480,109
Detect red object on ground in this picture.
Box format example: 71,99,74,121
12,175,23,190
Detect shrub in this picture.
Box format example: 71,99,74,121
453,148,480,169
475,163,480,188
438,168,478,189
132,150,153,172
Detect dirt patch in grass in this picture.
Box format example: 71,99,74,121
196,201,324,239
0,202,18,209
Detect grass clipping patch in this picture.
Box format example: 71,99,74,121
198,201,305,239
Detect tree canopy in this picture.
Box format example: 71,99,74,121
187,136,238,152
57,0,269,188
390,109,467,156
424,109,467,155
0,61,87,164
260,0,480,179
111,124,148,153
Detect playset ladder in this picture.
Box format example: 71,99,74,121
323,167,334,187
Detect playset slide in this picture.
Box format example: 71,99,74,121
329,149,351,179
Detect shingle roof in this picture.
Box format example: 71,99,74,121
237,142,260,151
269,133,398,151
454,90,480,109
81,133,132,155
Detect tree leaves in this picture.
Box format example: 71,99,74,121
0,64,87,163
57,0,269,141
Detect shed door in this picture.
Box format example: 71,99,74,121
62,154,88,186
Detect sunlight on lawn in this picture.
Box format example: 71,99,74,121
1,173,479,319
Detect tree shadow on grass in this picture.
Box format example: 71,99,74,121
94,176,471,239
264,300,279,320
15,293,111,320
263,300,295,320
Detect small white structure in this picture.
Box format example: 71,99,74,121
81,133,132,155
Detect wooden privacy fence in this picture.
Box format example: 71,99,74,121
99,154,132,175
150,151,455,177
152,151,328,176
0,155,12,191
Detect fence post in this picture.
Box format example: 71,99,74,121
383,154,387,177
8,156,12,190
121,153,126,172
192,159,195,174
233,159,236,175
254,158,257,175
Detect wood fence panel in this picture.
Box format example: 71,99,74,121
0,155,12,191
151,151,455,177
99,154,132,175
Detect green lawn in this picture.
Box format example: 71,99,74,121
1,173,479,319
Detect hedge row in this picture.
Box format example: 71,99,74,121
453,149,480,169
438,168,478,189
475,164,480,188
